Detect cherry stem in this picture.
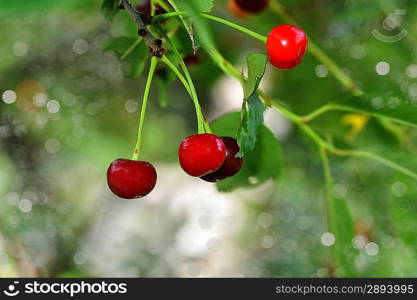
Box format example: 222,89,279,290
154,7,365,99
202,13,267,43
207,48,417,181
154,0,171,12
160,55,212,133
150,0,156,16
155,27,210,134
152,12,267,43
319,148,339,265
132,56,159,161
160,56,192,94
268,0,363,96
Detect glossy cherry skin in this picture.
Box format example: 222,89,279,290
178,134,226,177
234,0,269,13
201,137,244,182
107,159,157,199
267,24,308,70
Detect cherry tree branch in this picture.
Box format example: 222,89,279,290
119,0,164,57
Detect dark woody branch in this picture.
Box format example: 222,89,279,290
119,0,164,57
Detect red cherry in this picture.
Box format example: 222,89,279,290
266,24,308,70
201,137,244,182
135,0,166,15
107,159,157,199
234,0,269,14
178,134,226,177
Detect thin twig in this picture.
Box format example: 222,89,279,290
120,0,164,57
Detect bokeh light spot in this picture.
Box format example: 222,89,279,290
315,64,328,78
365,242,379,256
2,90,17,104
46,100,60,113
13,41,29,56
125,99,138,113
321,232,335,246
376,61,390,75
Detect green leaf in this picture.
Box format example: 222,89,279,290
169,0,213,14
210,112,281,192
370,151,417,180
389,179,417,247
167,0,215,52
243,53,268,99
237,93,265,157
337,94,417,128
101,0,120,21
102,37,149,78
234,53,267,157
328,196,357,276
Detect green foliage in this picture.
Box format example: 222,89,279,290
243,53,268,99
3,0,417,278
0,0,92,12
390,196,416,247
236,53,268,157
97,0,417,277
102,37,149,78
101,0,120,21
210,112,281,192
338,94,417,128
328,196,356,276
237,94,265,157
167,0,214,51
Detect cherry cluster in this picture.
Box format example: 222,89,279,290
107,134,243,199
106,0,308,199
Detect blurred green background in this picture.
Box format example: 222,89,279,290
0,0,417,277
